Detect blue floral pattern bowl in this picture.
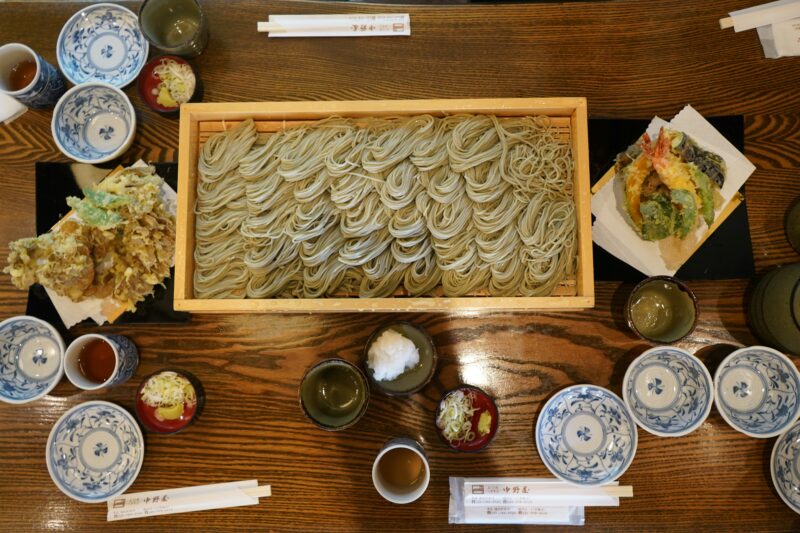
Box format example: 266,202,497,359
772,419,800,515
46,401,144,503
536,384,637,486
714,346,800,438
0,316,65,404
56,3,148,87
623,347,713,437
52,82,135,164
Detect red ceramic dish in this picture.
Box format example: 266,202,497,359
435,385,499,452
136,55,194,114
135,369,203,434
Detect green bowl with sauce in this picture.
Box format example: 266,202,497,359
626,276,698,344
300,358,369,431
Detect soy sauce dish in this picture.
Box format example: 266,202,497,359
137,55,196,114
435,385,499,452
135,369,204,434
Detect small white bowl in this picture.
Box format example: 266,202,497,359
0,315,65,404
714,346,800,438
772,419,800,515
623,346,714,437
51,82,136,164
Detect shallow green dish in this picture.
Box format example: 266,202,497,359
762,264,800,355
749,269,779,348
363,322,437,396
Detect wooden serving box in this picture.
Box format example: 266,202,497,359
175,98,593,313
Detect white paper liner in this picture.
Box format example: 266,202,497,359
43,160,177,327
591,105,756,277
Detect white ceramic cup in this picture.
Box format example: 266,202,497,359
372,438,430,504
64,333,139,390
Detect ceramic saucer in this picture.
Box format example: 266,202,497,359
536,384,637,485
57,3,148,87
46,401,144,502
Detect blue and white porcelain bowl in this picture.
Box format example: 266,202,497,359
0,316,65,404
52,82,136,164
46,401,144,503
536,384,637,486
772,420,800,515
56,3,148,87
623,347,714,437
714,346,800,438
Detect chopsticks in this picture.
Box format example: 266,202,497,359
257,14,410,38
107,480,271,521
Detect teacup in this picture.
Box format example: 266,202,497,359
64,334,139,391
372,438,430,504
0,43,65,108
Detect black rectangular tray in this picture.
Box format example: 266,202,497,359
26,162,190,334
588,116,754,281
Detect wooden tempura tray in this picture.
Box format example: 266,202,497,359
175,98,594,313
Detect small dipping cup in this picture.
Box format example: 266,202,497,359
626,276,698,343
300,358,369,431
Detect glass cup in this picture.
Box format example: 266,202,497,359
138,0,210,58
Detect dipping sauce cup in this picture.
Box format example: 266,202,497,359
626,276,698,344
300,358,369,431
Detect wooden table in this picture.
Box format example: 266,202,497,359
1,1,799,531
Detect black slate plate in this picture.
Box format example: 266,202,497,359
25,162,190,336
588,116,754,282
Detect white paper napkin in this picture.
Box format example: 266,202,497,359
0,92,27,124
727,0,800,32
591,105,756,277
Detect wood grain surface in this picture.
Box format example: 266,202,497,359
0,1,799,531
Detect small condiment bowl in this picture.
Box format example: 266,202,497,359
0,315,65,404
136,55,196,114
623,346,714,437
714,346,800,438
625,275,698,344
52,82,136,164
300,358,370,431
135,368,205,434
363,321,437,397
434,384,499,452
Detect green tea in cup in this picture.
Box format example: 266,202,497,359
300,359,369,430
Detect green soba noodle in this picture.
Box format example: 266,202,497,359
194,114,576,298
